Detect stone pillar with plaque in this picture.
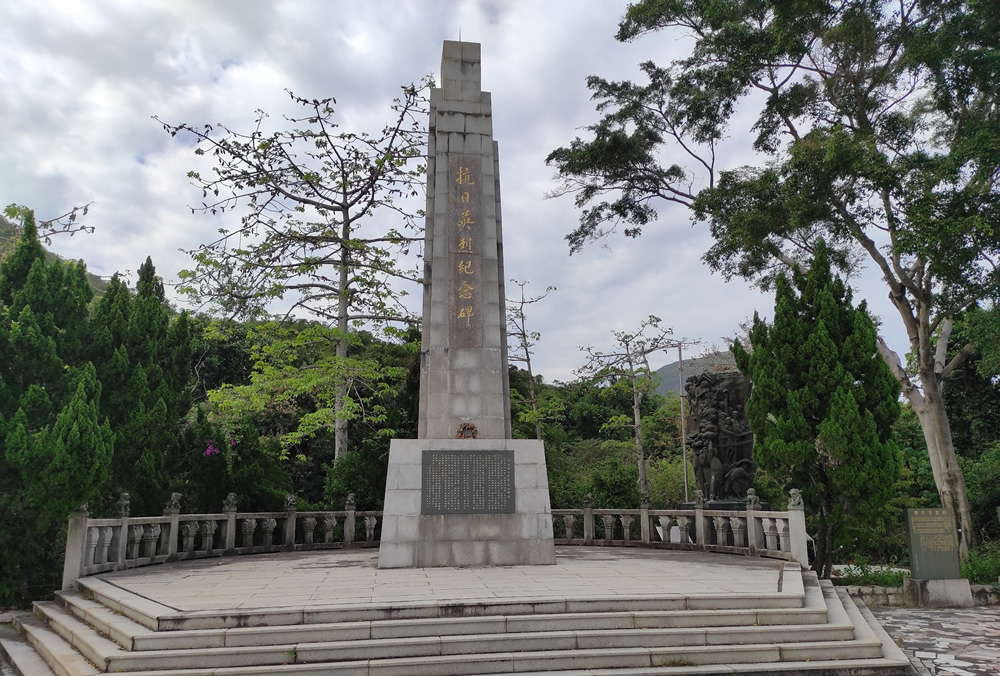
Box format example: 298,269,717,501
903,508,973,607
378,41,556,568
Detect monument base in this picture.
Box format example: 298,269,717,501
378,438,556,569
903,578,974,608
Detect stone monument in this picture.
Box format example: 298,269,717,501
378,41,556,569
684,370,757,504
903,508,973,607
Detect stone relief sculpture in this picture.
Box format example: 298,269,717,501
685,370,756,502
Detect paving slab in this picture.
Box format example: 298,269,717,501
873,606,1000,676
92,547,789,615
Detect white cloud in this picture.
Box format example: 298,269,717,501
0,0,910,383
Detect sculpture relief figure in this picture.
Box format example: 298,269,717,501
685,370,756,501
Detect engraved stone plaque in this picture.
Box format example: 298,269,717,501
422,450,514,514
448,154,484,348
906,508,962,579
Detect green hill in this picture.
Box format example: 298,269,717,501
0,214,110,298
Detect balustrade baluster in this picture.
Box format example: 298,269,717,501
600,514,616,541
676,515,691,543
181,522,198,552
712,516,728,546
620,515,634,542
241,519,257,548
200,520,218,551
88,527,102,565
364,516,378,542
127,525,142,559
261,518,277,546
563,514,576,541
142,524,161,558
302,517,317,545
732,517,747,547
657,516,673,543
762,518,779,550
98,526,115,564
777,519,790,552
321,516,337,544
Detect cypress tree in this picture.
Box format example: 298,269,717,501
733,240,901,577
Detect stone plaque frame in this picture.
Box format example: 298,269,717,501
421,450,515,514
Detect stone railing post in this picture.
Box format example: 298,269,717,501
113,492,131,568
583,494,594,545
640,500,651,544
62,504,90,590
745,489,760,555
284,494,297,548
344,494,356,547
694,490,707,550
787,488,809,567
163,493,181,558
222,493,238,551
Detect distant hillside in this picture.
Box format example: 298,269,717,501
652,350,738,396
0,214,110,298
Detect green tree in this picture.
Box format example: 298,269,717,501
0,212,111,604
88,259,192,515
578,315,677,504
547,0,1000,558
733,242,901,576
157,82,430,460
507,280,557,441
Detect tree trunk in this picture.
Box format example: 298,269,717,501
334,215,351,461
912,373,974,559
632,371,650,504
525,352,542,441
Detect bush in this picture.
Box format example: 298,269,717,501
962,541,1000,586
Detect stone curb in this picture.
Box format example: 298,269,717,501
841,583,1000,607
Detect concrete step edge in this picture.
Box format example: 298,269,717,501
141,591,806,632
842,591,912,666
12,614,99,676
1,632,58,676
56,590,154,651
34,602,126,670
33,623,862,672
75,578,175,632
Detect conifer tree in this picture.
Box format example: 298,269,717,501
733,241,901,577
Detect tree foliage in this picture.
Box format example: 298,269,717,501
158,82,430,460
548,0,1000,557
733,241,901,576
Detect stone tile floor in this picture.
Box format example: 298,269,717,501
873,606,1000,675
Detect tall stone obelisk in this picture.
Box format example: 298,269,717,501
378,41,555,568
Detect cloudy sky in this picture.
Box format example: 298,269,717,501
1,0,909,382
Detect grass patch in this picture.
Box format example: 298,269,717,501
832,558,908,587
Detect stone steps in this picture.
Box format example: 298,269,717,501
9,568,913,675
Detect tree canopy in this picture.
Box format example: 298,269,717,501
733,241,901,576
547,0,1000,556
158,82,430,459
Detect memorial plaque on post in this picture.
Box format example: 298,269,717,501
906,508,962,579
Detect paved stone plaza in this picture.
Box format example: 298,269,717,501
873,606,1000,675
93,547,790,612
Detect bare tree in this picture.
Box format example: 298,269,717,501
578,315,677,503
506,280,555,440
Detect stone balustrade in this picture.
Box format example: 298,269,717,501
61,493,381,590
551,489,809,567
63,489,809,590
